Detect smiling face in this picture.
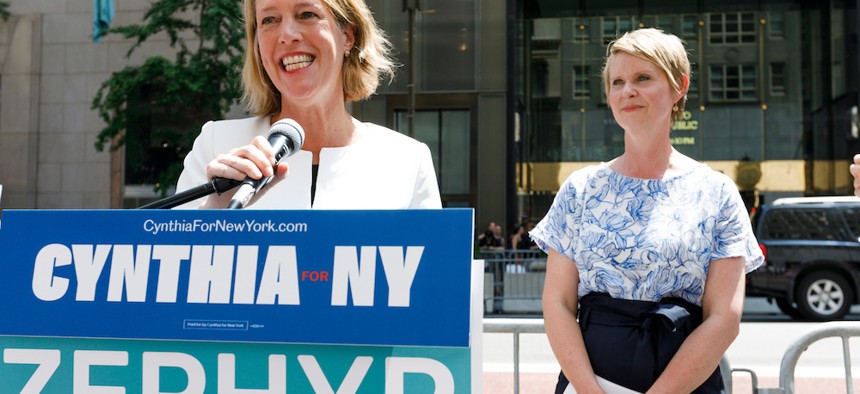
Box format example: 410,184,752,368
254,0,355,108
606,52,683,132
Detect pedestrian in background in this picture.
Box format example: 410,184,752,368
510,223,527,250
531,28,763,393
478,221,505,251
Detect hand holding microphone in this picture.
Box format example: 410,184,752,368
204,119,304,209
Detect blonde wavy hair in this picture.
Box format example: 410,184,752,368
241,0,396,116
602,28,691,121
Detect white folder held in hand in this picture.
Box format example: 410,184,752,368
563,375,642,394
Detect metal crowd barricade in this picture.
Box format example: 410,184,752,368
483,318,734,394
483,318,546,394
482,319,860,394
479,249,547,314
746,321,860,394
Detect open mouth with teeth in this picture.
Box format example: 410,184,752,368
282,54,315,71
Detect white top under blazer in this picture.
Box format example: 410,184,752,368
174,116,442,209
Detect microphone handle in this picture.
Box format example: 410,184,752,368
227,174,274,210
227,183,255,209
137,177,242,209
212,177,243,194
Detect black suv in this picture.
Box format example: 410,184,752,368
745,196,860,321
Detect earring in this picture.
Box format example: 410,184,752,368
672,104,679,112
344,48,351,58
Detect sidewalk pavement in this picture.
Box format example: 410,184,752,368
482,372,859,394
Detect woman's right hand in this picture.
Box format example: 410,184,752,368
199,136,289,209
542,249,606,394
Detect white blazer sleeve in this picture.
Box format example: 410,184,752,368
410,142,443,209
173,120,217,209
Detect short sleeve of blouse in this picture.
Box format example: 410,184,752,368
709,176,764,273
529,170,589,262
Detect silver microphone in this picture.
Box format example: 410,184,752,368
227,119,305,209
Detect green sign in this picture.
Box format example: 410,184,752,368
0,336,471,393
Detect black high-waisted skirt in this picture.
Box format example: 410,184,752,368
554,293,724,394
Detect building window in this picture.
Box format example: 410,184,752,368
367,0,477,93
531,58,550,99
602,16,634,44
531,47,560,98
572,65,590,99
395,110,471,196
770,63,786,96
709,64,757,101
532,18,561,41
768,11,785,39
418,0,477,91
681,15,699,39
709,12,756,44
641,15,675,34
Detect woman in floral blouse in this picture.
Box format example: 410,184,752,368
531,28,763,394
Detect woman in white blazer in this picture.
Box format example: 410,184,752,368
175,0,441,209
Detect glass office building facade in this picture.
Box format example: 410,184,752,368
516,0,859,217
355,0,858,230
358,0,512,231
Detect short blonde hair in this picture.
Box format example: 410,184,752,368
602,28,691,121
241,0,396,116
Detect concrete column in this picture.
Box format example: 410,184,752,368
0,14,41,208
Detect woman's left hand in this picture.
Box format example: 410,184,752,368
200,136,289,208
647,257,745,393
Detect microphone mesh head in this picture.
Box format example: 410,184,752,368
270,118,305,153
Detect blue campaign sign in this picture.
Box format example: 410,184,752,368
0,209,474,348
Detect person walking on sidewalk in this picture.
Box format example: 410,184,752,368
531,28,763,394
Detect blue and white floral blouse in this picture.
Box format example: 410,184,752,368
530,163,763,306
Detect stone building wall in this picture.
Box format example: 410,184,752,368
0,0,180,208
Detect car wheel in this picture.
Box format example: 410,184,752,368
795,271,854,321
774,297,802,319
